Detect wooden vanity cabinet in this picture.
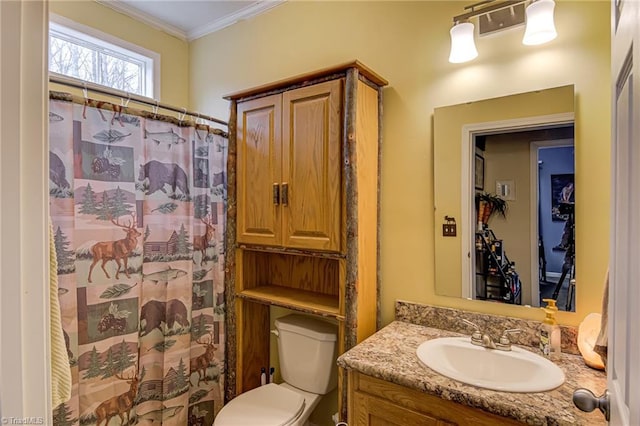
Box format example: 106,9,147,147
224,62,388,417
236,80,342,252
348,372,523,426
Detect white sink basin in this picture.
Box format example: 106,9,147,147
416,337,565,393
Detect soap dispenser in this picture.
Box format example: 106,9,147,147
540,298,561,360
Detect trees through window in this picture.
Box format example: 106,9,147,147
49,20,157,98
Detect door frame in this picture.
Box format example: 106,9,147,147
608,0,640,423
528,139,574,308
0,0,52,420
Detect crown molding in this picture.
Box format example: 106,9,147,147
186,1,285,41
95,0,286,42
96,0,188,40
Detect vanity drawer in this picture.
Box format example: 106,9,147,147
348,371,522,426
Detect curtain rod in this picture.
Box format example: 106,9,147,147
49,74,228,127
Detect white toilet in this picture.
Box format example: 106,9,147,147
214,314,338,426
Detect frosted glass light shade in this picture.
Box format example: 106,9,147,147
449,22,478,64
523,0,557,45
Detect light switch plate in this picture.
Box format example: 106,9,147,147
443,223,457,237
496,180,516,201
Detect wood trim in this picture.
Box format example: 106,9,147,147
238,244,346,259
224,99,238,402
224,61,388,100
345,368,357,424
354,81,379,343
338,259,347,316
343,68,359,351
237,300,270,394
376,87,383,331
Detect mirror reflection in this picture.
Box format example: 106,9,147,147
434,86,576,312
473,128,575,311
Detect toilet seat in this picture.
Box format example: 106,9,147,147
214,383,305,426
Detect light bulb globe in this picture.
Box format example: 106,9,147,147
523,0,557,46
449,22,478,64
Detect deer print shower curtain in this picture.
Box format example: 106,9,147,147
49,93,227,426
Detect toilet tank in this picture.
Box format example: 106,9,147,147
275,314,338,394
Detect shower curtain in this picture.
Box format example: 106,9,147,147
49,93,227,426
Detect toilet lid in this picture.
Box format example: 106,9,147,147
215,383,305,426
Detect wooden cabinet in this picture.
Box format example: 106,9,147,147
236,94,282,247
237,80,342,252
224,62,388,417
348,372,523,426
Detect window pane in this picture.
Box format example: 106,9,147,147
50,35,96,82
99,52,143,95
48,25,154,97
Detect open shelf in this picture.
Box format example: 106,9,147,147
237,285,342,320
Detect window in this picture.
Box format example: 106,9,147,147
49,15,160,98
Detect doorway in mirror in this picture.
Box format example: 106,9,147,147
472,127,575,311
537,144,575,311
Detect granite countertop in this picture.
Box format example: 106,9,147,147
337,321,607,425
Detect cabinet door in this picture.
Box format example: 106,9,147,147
352,391,452,426
236,95,282,246
281,79,343,252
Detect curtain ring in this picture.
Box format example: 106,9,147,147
152,100,159,118
195,123,203,140
82,83,89,119
178,107,187,123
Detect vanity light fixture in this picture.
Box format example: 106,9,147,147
448,0,557,64
522,0,557,45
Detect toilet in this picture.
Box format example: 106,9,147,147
214,314,338,426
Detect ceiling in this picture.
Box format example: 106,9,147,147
96,0,285,41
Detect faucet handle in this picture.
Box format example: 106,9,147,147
497,328,522,350
461,319,483,345
461,318,481,331
502,328,522,337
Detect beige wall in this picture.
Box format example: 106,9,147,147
49,0,190,107
190,1,610,326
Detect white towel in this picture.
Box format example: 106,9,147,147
593,269,608,368
49,219,72,407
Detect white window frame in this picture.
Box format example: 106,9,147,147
49,13,161,99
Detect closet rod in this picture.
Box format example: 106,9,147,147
49,74,228,127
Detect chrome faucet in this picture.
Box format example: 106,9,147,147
461,319,521,351
481,333,497,349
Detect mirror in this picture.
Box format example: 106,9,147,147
434,86,576,312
